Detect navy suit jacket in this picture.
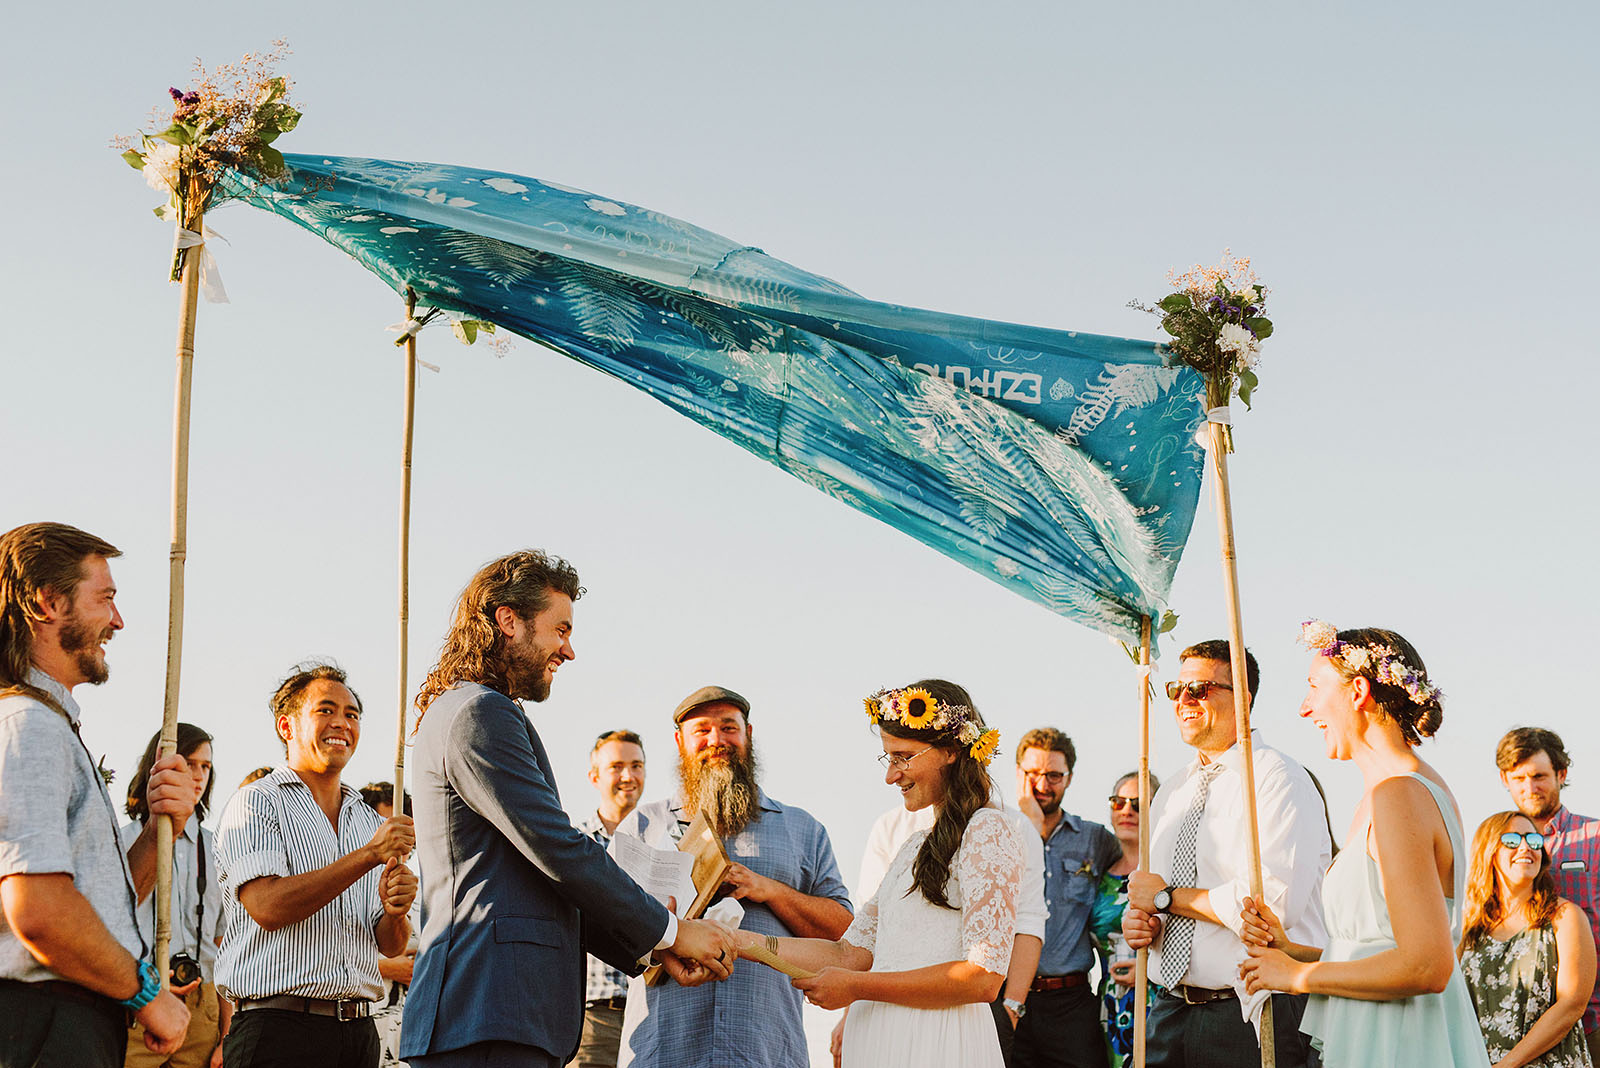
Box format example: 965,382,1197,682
399,683,670,1061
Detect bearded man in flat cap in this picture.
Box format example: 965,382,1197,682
613,686,853,1068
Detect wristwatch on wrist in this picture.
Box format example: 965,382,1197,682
1152,886,1174,913
119,959,162,1011
1003,997,1027,1019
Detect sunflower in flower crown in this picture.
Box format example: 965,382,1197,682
863,695,884,724
898,688,940,729
969,728,1001,766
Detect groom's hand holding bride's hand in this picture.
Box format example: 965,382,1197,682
666,917,739,983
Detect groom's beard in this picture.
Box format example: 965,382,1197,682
679,744,761,839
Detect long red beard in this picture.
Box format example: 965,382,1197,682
679,745,761,839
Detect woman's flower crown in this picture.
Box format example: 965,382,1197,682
863,686,1001,766
1299,620,1441,706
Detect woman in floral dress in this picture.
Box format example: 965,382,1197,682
1090,770,1157,1068
1459,811,1595,1068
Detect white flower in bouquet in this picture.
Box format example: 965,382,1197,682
1217,322,1255,356
142,141,182,194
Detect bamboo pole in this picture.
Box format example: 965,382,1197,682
1205,384,1273,1068
154,199,207,989
394,289,418,816
1134,614,1153,1068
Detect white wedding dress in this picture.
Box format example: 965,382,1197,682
840,807,1022,1068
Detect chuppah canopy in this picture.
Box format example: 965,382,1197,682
219,154,1208,646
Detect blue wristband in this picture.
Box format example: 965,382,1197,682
119,959,162,1011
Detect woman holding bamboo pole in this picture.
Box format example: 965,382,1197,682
1238,622,1490,1067
733,680,1020,1068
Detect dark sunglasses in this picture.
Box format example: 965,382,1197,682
1108,796,1141,812
1499,831,1546,851
1165,680,1234,702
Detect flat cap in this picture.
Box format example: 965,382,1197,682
673,685,751,725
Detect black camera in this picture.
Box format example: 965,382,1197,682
169,952,202,988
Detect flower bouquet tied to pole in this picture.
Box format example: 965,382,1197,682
115,41,300,282
1132,250,1274,452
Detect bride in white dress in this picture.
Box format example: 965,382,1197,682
733,679,1022,1067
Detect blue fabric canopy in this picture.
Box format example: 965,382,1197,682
220,155,1207,645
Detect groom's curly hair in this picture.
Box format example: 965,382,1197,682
878,678,994,911
414,550,583,724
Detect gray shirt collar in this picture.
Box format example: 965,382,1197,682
25,667,80,726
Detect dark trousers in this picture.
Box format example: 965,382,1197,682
0,979,126,1068
989,994,1016,1067
412,1042,559,1068
1013,984,1107,1068
223,1008,379,1068
1145,989,1317,1068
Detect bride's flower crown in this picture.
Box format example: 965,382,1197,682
1299,620,1441,706
863,686,1001,766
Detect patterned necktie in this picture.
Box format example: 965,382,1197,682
1159,761,1225,989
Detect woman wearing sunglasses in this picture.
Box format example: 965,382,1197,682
1237,622,1490,1067
1090,771,1159,1067
1458,812,1595,1066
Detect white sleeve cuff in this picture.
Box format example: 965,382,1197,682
653,911,679,952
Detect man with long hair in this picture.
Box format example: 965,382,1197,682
399,551,737,1068
0,522,193,1066
614,685,853,1068
1497,726,1600,1063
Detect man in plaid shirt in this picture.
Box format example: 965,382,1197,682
570,730,648,1068
1498,726,1600,1064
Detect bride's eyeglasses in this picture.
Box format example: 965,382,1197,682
1499,831,1546,851
878,746,934,771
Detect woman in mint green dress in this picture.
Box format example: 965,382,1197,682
1237,623,1491,1068
1458,810,1595,1067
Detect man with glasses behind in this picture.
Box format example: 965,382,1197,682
1121,640,1331,1068
1012,728,1122,1068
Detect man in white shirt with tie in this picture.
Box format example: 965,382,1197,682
1122,640,1331,1068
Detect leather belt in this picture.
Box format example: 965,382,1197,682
1165,983,1238,1005
1029,972,1089,992
0,978,125,1022
236,995,372,1020
586,995,627,1012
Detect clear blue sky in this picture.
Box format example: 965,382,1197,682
3,3,1596,1058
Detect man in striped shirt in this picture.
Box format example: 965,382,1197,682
1497,726,1600,1065
215,662,419,1068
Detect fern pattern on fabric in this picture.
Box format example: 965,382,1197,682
219,155,1208,646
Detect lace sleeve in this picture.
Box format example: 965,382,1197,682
956,808,1021,976
840,883,878,955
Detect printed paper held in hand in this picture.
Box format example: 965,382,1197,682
608,831,697,916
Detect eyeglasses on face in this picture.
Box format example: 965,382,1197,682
1108,796,1141,812
1165,680,1234,702
1499,831,1547,851
878,746,933,771
1021,770,1066,785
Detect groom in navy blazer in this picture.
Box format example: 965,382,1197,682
399,551,736,1068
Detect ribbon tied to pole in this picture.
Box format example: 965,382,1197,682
173,226,230,304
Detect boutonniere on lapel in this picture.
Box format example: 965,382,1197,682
97,754,116,786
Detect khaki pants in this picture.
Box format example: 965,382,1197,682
125,980,222,1068
566,1001,624,1068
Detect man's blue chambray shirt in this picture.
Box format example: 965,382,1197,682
616,790,851,1068
1037,810,1123,977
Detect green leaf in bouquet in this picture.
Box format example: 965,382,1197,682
122,148,147,171
253,144,286,177
1159,610,1180,634
257,76,286,105
1245,316,1273,340
1158,293,1192,314
451,320,479,345
155,123,193,146
1237,367,1259,409
276,106,302,134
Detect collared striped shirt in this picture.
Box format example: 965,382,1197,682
1542,805,1600,1030
120,816,226,981
213,767,385,1002
577,811,631,1003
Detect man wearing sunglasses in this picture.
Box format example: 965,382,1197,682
1011,728,1122,1068
1122,640,1332,1068
1496,726,1600,1064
